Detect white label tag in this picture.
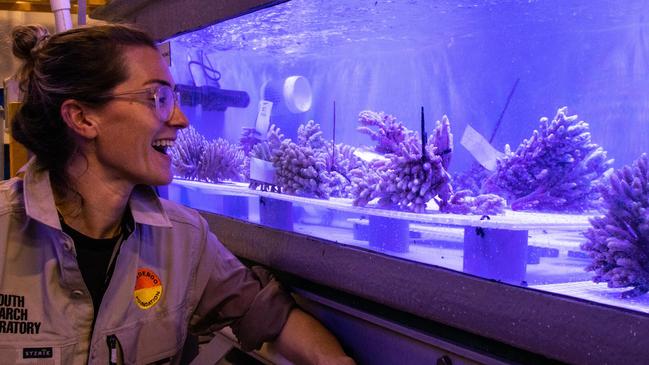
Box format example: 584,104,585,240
460,125,504,171
353,148,389,163
255,101,273,135
250,158,276,184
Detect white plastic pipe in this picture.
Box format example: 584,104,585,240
78,0,87,26
50,0,73,33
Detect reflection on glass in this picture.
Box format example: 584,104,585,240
162,0,649,315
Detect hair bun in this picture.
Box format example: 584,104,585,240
12,24,50,61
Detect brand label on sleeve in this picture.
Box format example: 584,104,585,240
23,347,53,359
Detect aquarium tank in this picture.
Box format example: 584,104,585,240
161,0,649,314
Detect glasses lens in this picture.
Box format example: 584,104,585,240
155,86,175,121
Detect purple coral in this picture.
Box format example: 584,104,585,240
351,111,453,213
581,154,649,297
482,107,613,212
297,120,367,198
273,140,329,198
432,115,453,170
170,126,245,183
197,138,245,183
357,110,413,154
248,121,334,198
240,127,262,155
452,163,492,196
249,125,285,192
297,119,326,149
442,189,506,215
321,143,367,198
170,125,208,180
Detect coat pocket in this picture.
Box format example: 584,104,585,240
111,308,186,364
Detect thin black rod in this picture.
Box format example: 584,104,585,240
489,78,520,143
332,100,337,167
421,106,426,160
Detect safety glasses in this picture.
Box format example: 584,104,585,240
101,85,180,122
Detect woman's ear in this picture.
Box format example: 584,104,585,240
60,99,99,139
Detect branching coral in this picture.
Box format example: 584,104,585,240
581,154,649,297
297,119,326,149
271,140,329,198
351,111,453,213
442,189,506,215
452,163,492,196
482,107,613,212
197,138,245,183
321,143,368,198
171,126,245,184
357,110,414,154
170,125,208,180
249,125,285,192
240,127,262,155
432,115,453,170
296,120,368,198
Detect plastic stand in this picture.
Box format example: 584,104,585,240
219,195,249,221
463,227,528,285
259,197,294,231
367,215,409,253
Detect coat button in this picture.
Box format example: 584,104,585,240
71,290,85,297
60,238,73,251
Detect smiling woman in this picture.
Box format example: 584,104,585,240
0,23,354,365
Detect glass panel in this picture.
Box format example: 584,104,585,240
163,0,649,315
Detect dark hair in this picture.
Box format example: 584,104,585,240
11,23,157,197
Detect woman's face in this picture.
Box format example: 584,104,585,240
91,46,189,187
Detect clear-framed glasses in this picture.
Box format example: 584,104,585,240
101,85,180,122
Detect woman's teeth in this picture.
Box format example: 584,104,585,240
152,139,174,154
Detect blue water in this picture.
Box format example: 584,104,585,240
164,0,649,311
169,0,649,170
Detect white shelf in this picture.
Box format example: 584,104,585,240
348,217,586,251
532,281,649,315
171,179,594,231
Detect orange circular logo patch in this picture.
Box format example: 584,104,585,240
134,268,163,309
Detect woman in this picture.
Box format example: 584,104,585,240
0,24,353,365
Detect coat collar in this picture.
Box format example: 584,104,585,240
22,158,172,230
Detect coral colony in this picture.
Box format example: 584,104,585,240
171,110,505,214
482,107,613,212
198,138,245,183
321,143,366,198
170,125,207,180
273,138,330,198
356,111,410,155
581,154,649,297
248,124,284,192
352,111,505,214
443,190,506,215
352,110,453,213
297,119,326,149
238,127,263,181
239,127,262,155
296,120,366,198
452,163,491,196
172,106,609,217
171,126,242,183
